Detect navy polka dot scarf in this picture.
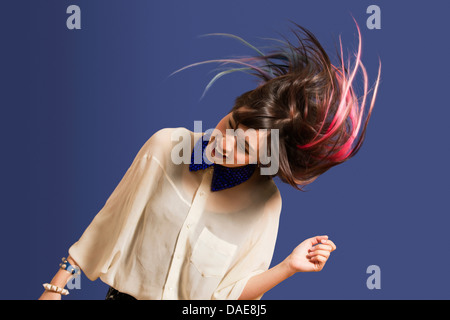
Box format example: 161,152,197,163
188,134,257,192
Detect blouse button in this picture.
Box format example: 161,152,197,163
199,191,205,196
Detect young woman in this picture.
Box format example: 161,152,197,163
39,21,380,300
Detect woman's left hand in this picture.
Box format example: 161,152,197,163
284,235,336,273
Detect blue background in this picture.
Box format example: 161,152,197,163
1,0,449,300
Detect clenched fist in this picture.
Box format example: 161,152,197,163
285,235,336,273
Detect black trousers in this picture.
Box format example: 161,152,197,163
105,286,137,300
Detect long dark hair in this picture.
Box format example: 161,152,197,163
172,20,381,191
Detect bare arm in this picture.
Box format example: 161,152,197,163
238,259,295,300
38,256,79,300
238,235,336,300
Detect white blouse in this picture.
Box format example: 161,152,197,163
68,127,282,300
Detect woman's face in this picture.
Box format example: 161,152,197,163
205,111,265,168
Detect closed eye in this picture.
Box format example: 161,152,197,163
228,116,250,154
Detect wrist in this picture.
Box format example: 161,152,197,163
281,257,297,278
39,290,62,300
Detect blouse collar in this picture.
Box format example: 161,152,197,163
188,133,257,192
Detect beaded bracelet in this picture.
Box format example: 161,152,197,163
43,283,69,295
59,257,81,277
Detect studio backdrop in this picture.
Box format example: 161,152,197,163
1,0,449,300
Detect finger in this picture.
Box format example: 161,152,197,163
324,239,337,251
316,238,337,252
308,250,330,258
309,235,328,246
310,244,333,252
309,249,331,258
309,255,327,264
310,254,327,262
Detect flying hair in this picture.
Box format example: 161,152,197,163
170,19,381,191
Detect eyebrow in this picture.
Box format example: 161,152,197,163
228,117,251,154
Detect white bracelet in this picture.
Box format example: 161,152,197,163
43,283,69,295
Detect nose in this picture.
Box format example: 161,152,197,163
216,133,234,157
